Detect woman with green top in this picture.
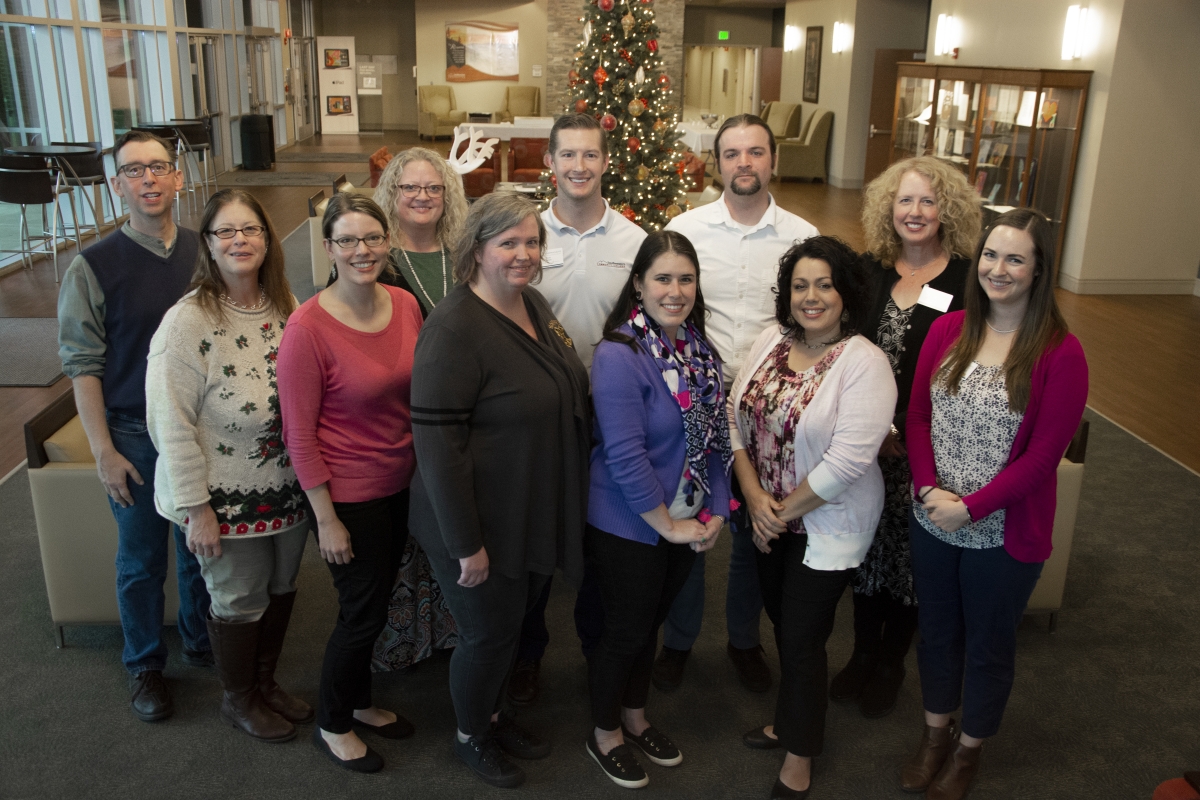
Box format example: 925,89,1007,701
370,147,468,669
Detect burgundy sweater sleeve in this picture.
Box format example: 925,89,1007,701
277,317,332,491
962,335,1089,520
905,312,961,495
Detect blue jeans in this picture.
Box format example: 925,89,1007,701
909,512,1043,739
661,523,763,651
107,412,211,675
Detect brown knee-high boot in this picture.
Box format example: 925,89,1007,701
256,592,314,723
207,615,296,742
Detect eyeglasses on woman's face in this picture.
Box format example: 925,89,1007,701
117,161,175,178
398,183,445,198
208,225,266,239
328,233,388,249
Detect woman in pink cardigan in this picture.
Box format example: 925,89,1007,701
900,209,1088,800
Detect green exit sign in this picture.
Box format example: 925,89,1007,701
718,30,729,40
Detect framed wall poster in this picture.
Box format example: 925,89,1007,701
445,21,519,82
327,96,352,115
324,48,350,69
803,26,823,104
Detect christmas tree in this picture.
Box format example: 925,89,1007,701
544,0,689,231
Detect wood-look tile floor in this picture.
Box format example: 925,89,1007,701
2,132,1197,478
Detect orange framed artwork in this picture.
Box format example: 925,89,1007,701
445,21,519,82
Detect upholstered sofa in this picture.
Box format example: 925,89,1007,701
496,86,541,123
418,85,467,140
761,101,802,140
776,106,833,182
507,138,549,183
25,390,181,647
451,137,500,198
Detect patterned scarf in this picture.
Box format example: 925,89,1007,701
628,303,734,508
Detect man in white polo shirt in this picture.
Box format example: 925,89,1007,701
660,113,820,694
506,113,647,707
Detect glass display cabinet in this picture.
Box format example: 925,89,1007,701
890,64,1092,266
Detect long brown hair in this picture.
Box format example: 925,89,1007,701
192,189,295,322
937,208,1067,412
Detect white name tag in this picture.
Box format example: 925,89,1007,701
917,284,953,312
542,247,564,268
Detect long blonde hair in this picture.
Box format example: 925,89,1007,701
861,156,981,266
373,147,467,252
191,189,295,322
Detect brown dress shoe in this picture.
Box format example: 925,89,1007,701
899,720,956,792
925,740,981,800
507,659,541,706
130,670,173,722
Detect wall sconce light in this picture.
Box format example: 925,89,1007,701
784,25,801,53
1062,5,1089,60
934,14,961,59
832,22,853,54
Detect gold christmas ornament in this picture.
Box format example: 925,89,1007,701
621,13,635,36
653,118,667,132
637,165,650,181
665,204,683,219
628,98,646,116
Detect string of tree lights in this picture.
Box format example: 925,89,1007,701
541,0,690,231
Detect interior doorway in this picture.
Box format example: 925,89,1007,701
178,33,230,173
683,45,761,121
292,37,316,140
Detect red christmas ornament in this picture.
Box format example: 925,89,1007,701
574,98,589,113
657,74,672,89
568,69,580,82
627,136,641,153
598,0,613,10
640,0,651,4
620,206,638,223
619,48,632,64
593,66,608,86
647,39,658,52
600,113,617,131
601,33,611,43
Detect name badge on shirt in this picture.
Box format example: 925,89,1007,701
917,284,953,312
542,247,564,269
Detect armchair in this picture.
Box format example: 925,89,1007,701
761,101,802,140
496,86,541,123
452,136,500,198
776,107,833,182
418,85,467,140
507,137,549,183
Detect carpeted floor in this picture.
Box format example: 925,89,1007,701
222,170,370,187
275,151,370,163
0,318,64,387
1,409,1197,799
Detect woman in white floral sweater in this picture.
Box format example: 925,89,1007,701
147,189,308,743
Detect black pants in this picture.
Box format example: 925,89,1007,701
423,540,551,738
587,525,696,732
851,588,919,667
515,563,605,662
757,532,852,757
317,490,409,733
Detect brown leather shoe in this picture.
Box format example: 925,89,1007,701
507,658,541,706
130,670,173,722
899,720,956,792
925,740,981,800
256,592,314,723
208,615,296,742
727,642,771,692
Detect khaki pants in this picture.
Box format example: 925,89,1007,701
197,527,308,622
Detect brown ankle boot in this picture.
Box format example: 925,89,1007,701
256,592,314,723
899,720,956,792
926,740,981,800
208,615,296,742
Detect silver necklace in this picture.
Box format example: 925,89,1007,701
219,286,266,311
799,330,847,350
986,320,1019,334
400,246,448,309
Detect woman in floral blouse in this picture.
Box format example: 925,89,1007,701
730,236,896,799
147,189,307,743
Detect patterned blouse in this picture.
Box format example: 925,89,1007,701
739,337,848,535
876,298,914,375
914,362,1023,548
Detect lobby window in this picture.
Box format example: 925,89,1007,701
83,27,174,140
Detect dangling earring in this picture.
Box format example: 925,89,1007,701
330,263,338,279
634,290,642,301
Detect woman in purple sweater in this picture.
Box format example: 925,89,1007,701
584,230,733,789
901,209,1088,800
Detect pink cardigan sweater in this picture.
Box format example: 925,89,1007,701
906,311,1088,563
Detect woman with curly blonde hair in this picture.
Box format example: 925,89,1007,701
827,157,981,719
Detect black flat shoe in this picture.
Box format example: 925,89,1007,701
312,727,383,773
770,777,810,799
743,726,781,750
352,713,415,740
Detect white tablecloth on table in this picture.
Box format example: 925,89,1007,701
676,121,718,154
453,118,555,141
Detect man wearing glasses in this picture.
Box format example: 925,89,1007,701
58,129,213,722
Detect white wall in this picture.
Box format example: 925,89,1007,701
414,0,547,115
925,0,1200,293
781,0,926,188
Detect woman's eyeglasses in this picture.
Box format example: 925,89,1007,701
398,183,445,198
329,234,388,249
208,225,266,239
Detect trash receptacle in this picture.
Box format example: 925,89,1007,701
240,114,275,170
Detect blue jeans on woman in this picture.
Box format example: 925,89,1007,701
909,511,1043,739
107,411,211,675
